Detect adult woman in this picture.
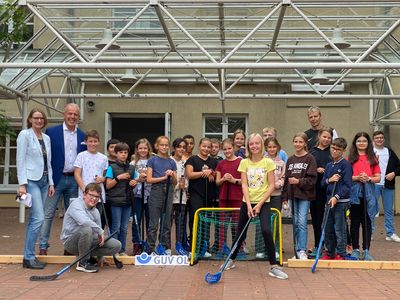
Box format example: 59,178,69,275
17,108,54,269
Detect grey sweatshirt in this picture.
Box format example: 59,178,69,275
60,197,103,243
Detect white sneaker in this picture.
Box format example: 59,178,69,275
268,266,288,280
242,245,250,254
256,252,265,259
298,250,308,260
221,259,235,271
386,233,400,242
165,249,172,255
203,251,212,258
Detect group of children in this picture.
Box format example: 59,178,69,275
71,124,398,280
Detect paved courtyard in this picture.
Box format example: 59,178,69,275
1,208,400,299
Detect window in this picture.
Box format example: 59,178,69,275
113,8,161,33
0,134,18,192
203,115,247,141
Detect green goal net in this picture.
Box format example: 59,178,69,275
190,208,282,265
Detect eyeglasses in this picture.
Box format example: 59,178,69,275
86,193,100,200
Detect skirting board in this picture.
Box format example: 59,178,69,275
288,259,400,270
0,255,135,265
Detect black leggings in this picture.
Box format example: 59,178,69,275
231,202,277,265
350,198,372,251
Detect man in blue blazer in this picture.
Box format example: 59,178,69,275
39,103,86,255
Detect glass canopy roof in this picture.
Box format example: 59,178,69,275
1,0,400,124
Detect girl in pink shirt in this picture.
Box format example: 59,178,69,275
348,132,380,260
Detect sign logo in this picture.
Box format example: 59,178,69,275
135,253,189,266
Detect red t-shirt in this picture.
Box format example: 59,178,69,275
216,157,243,206
351,154,380,176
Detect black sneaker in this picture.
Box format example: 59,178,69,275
76,261,99,273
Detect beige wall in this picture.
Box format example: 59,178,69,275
2,81,400,211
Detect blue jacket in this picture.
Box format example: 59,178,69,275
322,157,352,203
45,124,86,187
16,128,54,186
350,181,379,223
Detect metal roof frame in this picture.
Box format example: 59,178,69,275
0,0,399,125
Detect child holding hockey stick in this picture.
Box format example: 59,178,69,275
223,133,288,280
321,138,352,260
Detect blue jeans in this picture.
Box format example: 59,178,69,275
325,202,349,257
111,204,131,253
39,175,78,250
131,196,149,243
24,176,49,260
375,185,395,236
293,199,310,252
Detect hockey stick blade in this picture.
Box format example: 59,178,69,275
30,274,58,282
175,241,190,256
156,243,168,255
205,271,222,284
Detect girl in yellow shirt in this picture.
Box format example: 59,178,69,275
223,133,288,280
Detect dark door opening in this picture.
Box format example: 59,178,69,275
111,116,165,158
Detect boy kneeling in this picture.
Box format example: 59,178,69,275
321,138,352,260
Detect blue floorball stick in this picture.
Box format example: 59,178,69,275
311,182,337,273
205,217,253,284
156,176,171,255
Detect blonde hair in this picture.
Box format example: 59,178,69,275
154,136,170,154
293,132,309,152
134,138,152,163
262,127,277,137
246,133,264,159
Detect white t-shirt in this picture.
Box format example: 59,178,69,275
171,156,188,205
74,151,108,200
374,146,389,186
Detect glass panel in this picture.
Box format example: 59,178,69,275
204,134,223,141
0,148,4,165
10,148,16,165
0,167,3,184
8,167,17,185
205,117,222,134
113,8,161,30
228,117,246,133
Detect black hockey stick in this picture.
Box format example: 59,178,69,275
30,231,118,281
100,196,123,269
290,184,298,259
156,176,171,255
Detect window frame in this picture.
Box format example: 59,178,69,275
0,134,18,193
202,114,248,141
